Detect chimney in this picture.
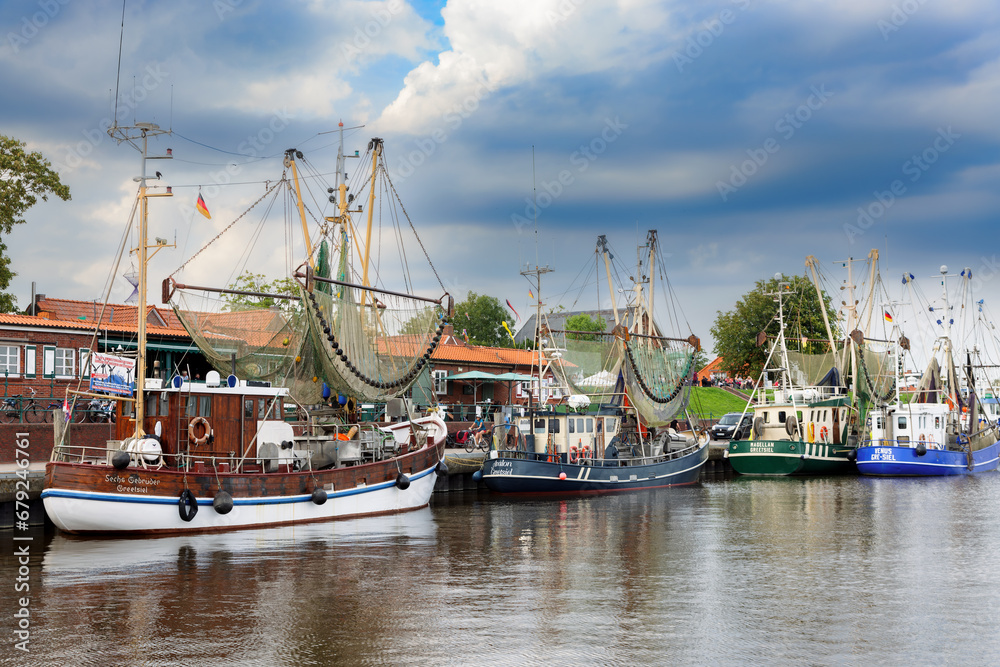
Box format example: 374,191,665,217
442,323,454,338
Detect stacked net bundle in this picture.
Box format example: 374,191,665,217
170,287,326,404
857,342,895,403
303,282,448,403
785,349,845,388
622,335,694,427
555,333,623,402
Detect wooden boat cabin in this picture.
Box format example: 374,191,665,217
115,370,295,472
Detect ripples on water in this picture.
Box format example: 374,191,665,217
5,475,1000,666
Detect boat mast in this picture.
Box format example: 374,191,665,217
646,230,656,336
109,122,173,438
360,138,382,313
804,255,836,352
597,235,620,326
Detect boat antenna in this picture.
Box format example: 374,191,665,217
532,145,538,268
112,0,126,129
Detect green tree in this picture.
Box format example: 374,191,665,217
223,272,300,316
0,135,71,312
455,291,512,347
564,313,607,341
400,305,443,335
710,274,838,380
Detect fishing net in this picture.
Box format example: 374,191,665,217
622,335,694,427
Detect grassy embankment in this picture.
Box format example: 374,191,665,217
687,387,751,420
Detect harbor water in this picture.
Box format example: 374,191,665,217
4,474,1000,665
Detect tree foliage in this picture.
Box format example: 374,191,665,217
222,272,300,316
399,305,443,335
454,291,513,347
565,313,607,341
0,135,71,312
710,274,839,380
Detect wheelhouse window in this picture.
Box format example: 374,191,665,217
0,346,19,375
568,419,576,434
897,416,907,430
548,418,560,433
778,411,786,423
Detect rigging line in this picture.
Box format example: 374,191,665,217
383,156,444,292
112,0,125,126
166,170,340,190
172,131,264,158
170,178,285,279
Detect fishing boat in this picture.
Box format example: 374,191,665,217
855,266,1000,475
42,122,450,535
476,231,709,493
726,253,893,475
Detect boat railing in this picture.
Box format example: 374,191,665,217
48,442,322,474
493,438,702,466
860,438,944,450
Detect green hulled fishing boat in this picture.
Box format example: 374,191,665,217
726,253,893,476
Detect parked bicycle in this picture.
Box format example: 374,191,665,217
1,388,61,423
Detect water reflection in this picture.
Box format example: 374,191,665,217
6,476,1000,665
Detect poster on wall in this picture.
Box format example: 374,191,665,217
89,352,136,396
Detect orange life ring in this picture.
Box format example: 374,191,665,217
189,417,211,445
569,445,579,464
919,433,926,443
581,445,590,459
819,426,829,442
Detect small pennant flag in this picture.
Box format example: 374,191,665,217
461,328,469,343
196,192,211,219
884,309,893,323
505,299,520,322
502,320,516,343
528,290,534,300
62,399,70,421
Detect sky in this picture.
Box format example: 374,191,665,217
2,0,1000,357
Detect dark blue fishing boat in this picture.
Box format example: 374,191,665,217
476,231,709,495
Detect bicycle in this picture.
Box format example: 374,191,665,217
465,424,492,453
1,395,22,423
21,387,61,423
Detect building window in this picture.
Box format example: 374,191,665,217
0,346,19,375
24,346,36,378
54,348,75,377
433,370,448,395
79,348,92,378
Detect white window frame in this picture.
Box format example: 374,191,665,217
53,347,75,378
79,348,91,379
23,346,36,378
0,345,19,377
43,345,55,378
432,370,448,395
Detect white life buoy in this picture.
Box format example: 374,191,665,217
189,416,211,445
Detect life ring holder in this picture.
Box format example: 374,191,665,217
189,416,212,445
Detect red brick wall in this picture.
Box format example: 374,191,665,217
0,423,116,463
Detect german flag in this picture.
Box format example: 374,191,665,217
196,193,211,219
884,310,893,323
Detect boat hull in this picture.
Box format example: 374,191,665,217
855,442,1000,476
727,439,855,476
42,444,441,536
479,442,709,494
